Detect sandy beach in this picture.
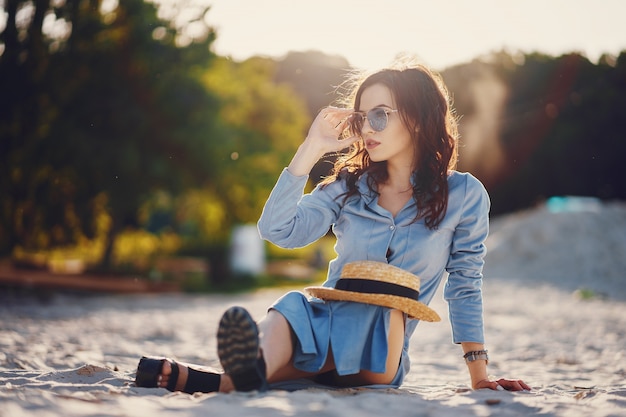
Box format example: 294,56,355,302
2,201,626,417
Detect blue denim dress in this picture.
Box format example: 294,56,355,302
258,169,489,387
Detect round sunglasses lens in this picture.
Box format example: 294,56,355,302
368,108,388,131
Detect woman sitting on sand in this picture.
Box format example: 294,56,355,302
135,61,531,394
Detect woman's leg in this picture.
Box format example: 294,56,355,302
258,309,336,383
257,309,294,380
331,309,405,386
145,308,314,393
158,307,404,392
259,308,404,386
156,307,317,394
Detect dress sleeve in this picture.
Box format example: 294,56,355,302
443,174,490,344
257,168,343,249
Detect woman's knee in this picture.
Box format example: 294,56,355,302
258,309,296,378
260,309,294,340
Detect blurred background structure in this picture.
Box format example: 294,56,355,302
0,0,624,291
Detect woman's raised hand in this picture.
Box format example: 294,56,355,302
287,107,360,177
305,107,360,155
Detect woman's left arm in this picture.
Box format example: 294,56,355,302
446,175,530,391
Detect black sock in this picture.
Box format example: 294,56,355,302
183,368,221,394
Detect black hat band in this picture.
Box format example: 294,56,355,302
334,278,420,301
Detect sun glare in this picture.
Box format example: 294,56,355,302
200,0,625,71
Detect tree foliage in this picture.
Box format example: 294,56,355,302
201,56,309,224
440,50,626,215
144,56,310,253
1,0,625,273
488,51,626,214
0,0,223,267
0,0,313,274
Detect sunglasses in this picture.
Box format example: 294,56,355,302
350,107,399,133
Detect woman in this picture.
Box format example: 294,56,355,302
135,62,531,393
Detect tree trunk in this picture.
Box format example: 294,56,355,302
99,218,121,272
0,0,20,67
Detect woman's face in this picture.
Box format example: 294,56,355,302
358,83,414,168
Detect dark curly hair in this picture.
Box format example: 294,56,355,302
321,63,459,229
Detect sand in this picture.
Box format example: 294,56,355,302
1,200,625,417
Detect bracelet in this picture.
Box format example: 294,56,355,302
463,350,489,365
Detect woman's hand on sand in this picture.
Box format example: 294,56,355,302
475,378,532,391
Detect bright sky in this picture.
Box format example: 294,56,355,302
202,0,626,70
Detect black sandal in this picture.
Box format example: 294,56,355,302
217,306,269,392
134,356,221,394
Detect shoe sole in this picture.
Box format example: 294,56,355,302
217,306,266,391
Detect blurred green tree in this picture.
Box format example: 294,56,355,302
0,0,224,269
201,56,309,225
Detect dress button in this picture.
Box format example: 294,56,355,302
389,225,395,231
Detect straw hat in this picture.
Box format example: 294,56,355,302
305,261,440,322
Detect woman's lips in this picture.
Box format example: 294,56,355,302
365,138,380,149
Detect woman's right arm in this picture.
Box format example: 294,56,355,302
256,169,333,248
287,107,359,176
258,107,359,248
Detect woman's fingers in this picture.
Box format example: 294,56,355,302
320,107,354,129
497,378,532,391
475,378,532,391
307,107,358,151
